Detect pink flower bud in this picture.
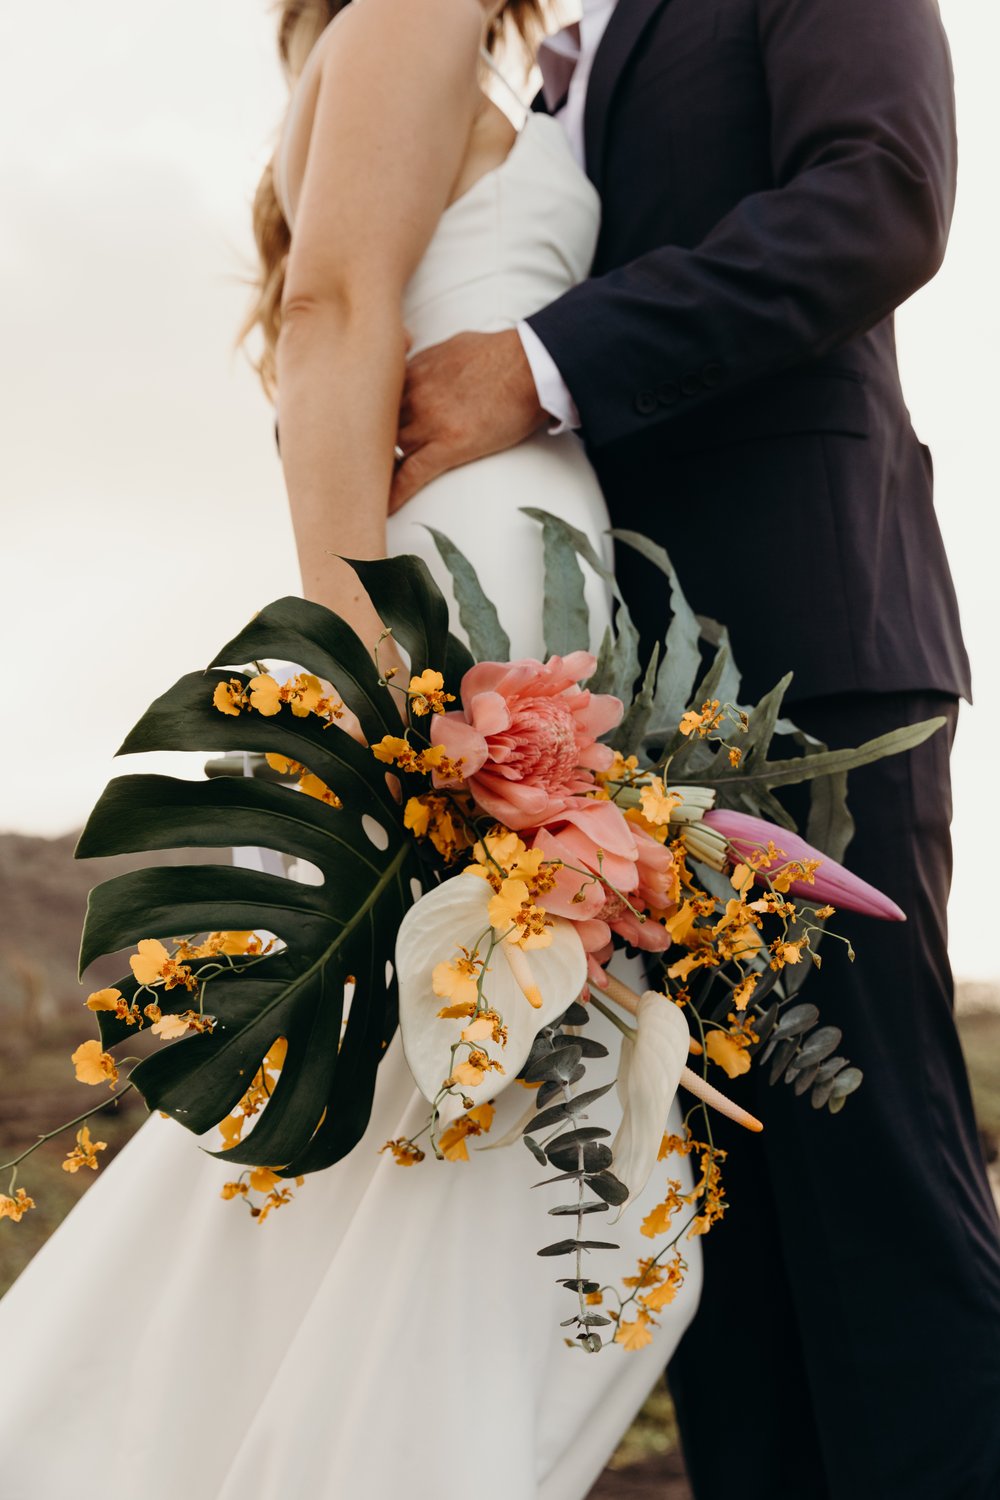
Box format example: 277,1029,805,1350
701,808,905,921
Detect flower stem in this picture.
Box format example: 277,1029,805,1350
1,1081,137,1180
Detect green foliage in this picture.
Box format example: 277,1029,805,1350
74,574,468,1176
75,515,943,1176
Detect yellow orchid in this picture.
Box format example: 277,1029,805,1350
247,673,282,716
407,668,454,716
150,1012,193,1040
62,1126,108,1174
639,777,681,827
705,1029,752,1079
380,1138,426,1166
129,938,194,991
432,952,481,1009
437,1103,496,1162
487,877,530,931
298,772,342,807
0,1188,36,1223
213,679,244,716
85,987,122,1012
614,1312,655,1351
71,1039,119,1088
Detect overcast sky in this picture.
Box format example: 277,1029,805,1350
1,1,997,980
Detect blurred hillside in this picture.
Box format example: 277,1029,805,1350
0,829,229,1028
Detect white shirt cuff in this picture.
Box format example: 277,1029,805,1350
516,321,581,435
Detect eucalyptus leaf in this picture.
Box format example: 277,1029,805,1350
697,719,946,792
611,643,659,752
810,1075,838,1110
548,1201,610,1216
792,1063,821,1096
795,1026,843,1070
830,1066,863,1098
424,526,511,662
773,1003,821,1039
523,1136,548,1165
571,1036,610,1059
768,1036,800,1086
694,614,741,703
544,1126,612,1148
523,509,591,657
612,529,702,728
749,1002,780,1055
587,1170,630,1207
547,1141,614,1173
522,1043,583,1084
537,1239,620,1257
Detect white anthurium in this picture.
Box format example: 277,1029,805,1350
610,991,690,1220
395,872,587,1111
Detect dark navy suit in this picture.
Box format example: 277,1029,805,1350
529,2,1000,1494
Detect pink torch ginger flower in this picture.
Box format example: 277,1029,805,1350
532,799,676,985
429,653,622,830
702,808,905,921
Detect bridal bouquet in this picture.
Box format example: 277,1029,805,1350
1,513,939,1350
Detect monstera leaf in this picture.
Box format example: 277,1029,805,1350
76,560,469,1176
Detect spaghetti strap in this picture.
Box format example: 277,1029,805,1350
479,46,530,125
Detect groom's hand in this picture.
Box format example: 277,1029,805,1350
390,330,547,511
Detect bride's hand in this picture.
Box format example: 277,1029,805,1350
390,330,547,511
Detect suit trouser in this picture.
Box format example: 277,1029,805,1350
667,692,1000,1500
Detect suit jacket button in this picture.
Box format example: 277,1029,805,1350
680,372,701,397
702,362,725,388
656,381,680,406
634,390,658,415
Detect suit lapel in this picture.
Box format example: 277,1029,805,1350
584,0,674,188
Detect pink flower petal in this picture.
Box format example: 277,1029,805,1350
467,690,511,738
429,714,489,778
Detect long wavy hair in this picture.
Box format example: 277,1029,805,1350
238,0,545,400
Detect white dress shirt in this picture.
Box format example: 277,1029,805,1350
517,0,619,431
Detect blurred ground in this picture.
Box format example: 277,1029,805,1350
1,831,997,1495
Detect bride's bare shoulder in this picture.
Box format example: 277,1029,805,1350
281,0,485,303
311,0,482,79
280,0,483,225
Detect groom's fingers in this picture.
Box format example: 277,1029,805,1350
391,330,548,509
389,442,451,511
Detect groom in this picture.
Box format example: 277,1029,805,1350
393,0,1000,1495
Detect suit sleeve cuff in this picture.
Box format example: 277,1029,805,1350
516,320,581,435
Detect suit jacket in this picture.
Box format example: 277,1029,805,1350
528,0,971,706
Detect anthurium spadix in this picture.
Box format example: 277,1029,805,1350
395,872,587,1112
610,992,690,1219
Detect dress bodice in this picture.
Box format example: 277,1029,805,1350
275,102,600,354
397,113,600,352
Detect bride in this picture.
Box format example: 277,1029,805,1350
0,3,702,1496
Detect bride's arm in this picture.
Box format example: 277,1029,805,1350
276,0,482,647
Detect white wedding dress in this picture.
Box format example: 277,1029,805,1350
0,70,701,1500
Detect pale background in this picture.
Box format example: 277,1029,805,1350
0,1,996,981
